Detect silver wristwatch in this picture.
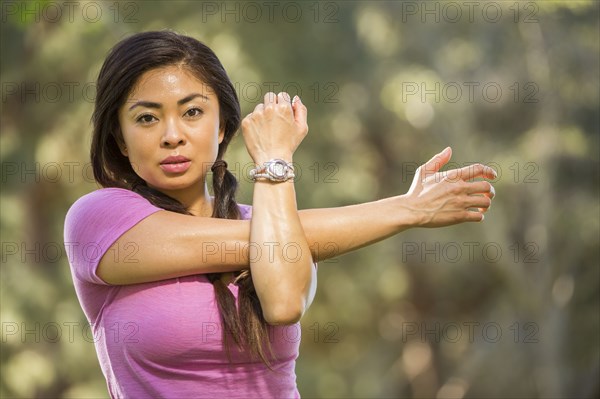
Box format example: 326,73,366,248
249,159,295,182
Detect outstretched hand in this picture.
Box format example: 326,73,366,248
405,147,496,227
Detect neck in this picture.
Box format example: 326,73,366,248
160,183,214,217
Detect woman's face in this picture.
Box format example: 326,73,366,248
118,65,224,197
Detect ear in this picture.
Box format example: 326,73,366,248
116,137,128,157
218,126,225,144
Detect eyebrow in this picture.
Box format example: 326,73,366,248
128,93,209,111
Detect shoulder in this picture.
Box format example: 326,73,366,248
66,188,154,216
69,187,148,208
64,187,161,242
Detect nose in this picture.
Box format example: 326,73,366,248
161,120,186,148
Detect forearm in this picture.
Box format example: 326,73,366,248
250,180,314,324
97,211,252,284
300,195,416,262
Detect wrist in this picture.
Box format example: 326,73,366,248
390,194,424,231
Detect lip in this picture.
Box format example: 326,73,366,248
160,155,191,174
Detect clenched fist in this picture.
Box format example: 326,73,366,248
241,92,308,165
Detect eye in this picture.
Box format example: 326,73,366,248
185,108,204,118
136,114,157,124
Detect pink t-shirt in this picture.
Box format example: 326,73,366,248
64,188,302,398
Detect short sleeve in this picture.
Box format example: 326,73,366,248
238,203,252,220
64,188,162,285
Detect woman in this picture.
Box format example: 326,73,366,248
64,31,495,398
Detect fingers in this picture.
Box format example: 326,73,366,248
462,185,493,216
277,92,292,105
445,163,497,181
247,92,304,125
292,95,307,127
467,194,492,210
459,180,494,214
420,147,452,178
263,91,293,107
464,210,485,223
465,181,495,199
259,92,294,121
263,92,276,106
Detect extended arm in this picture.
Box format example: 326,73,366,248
97,148,495,284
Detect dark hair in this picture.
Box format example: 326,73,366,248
91,30,274,366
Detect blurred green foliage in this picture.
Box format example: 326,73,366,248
1,1,598,398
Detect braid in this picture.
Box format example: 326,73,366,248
206,273,244,362
208,158,275,368
210,159,241,219
236,270,275,364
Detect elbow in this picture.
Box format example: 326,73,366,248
263,302,304,326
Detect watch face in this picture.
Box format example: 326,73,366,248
269,160,287,179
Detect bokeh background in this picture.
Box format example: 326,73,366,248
1,1,598,398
